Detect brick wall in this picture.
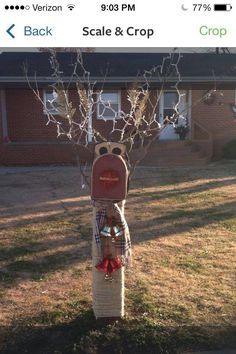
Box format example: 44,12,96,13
0,91,3,161
0,143,76,165
0,93,3,144
0,88,133,165
6,89,59,142
192,90,236,158
1,88,236,165
0,88,76,165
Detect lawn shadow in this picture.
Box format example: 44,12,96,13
1,165,236,288
1,162,236,231
1,308,236,354
1,164,236,352
0,218,92,288
130,199,236,242
129,177,236,203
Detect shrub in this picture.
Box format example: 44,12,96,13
223,139,236,159
174,125,189,140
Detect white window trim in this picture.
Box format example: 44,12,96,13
187,90,192,131
97,91,121,120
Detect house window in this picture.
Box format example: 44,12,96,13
97,92,121,120
43,90,60,115
163,92,179,120
231,90,236,119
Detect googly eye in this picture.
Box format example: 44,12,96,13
112,147,122,155
99,147,108,155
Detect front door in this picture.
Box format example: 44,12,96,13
159,90,188,140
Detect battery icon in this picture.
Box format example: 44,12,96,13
214,4,232,11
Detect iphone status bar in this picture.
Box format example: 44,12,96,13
0,1,234,47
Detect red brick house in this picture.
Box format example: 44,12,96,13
0,52,236,167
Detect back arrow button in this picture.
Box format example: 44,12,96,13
6,24,15,38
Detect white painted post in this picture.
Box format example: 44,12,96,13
92,206,125,319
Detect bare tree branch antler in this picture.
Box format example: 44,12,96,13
26,50,220,181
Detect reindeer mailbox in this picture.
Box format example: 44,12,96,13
91,142,129,202
91,142,131,286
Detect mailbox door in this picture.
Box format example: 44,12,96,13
91,154,128,201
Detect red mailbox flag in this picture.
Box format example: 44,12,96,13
91,154,128,201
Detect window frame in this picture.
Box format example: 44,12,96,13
43,90,61,115
96,91,121,121
163,91,179,119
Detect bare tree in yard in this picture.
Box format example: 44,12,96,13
27,51,184,172
26,50,217,318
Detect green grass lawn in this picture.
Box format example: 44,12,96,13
0,161,235,353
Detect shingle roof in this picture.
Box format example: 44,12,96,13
0,52,236,84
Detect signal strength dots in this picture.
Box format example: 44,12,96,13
67,4,75,10
5,5,29,10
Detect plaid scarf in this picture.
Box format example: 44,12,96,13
92,200,132,267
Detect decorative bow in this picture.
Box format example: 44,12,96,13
96,255,122,281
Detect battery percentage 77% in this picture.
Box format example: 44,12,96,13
193,3,212,11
